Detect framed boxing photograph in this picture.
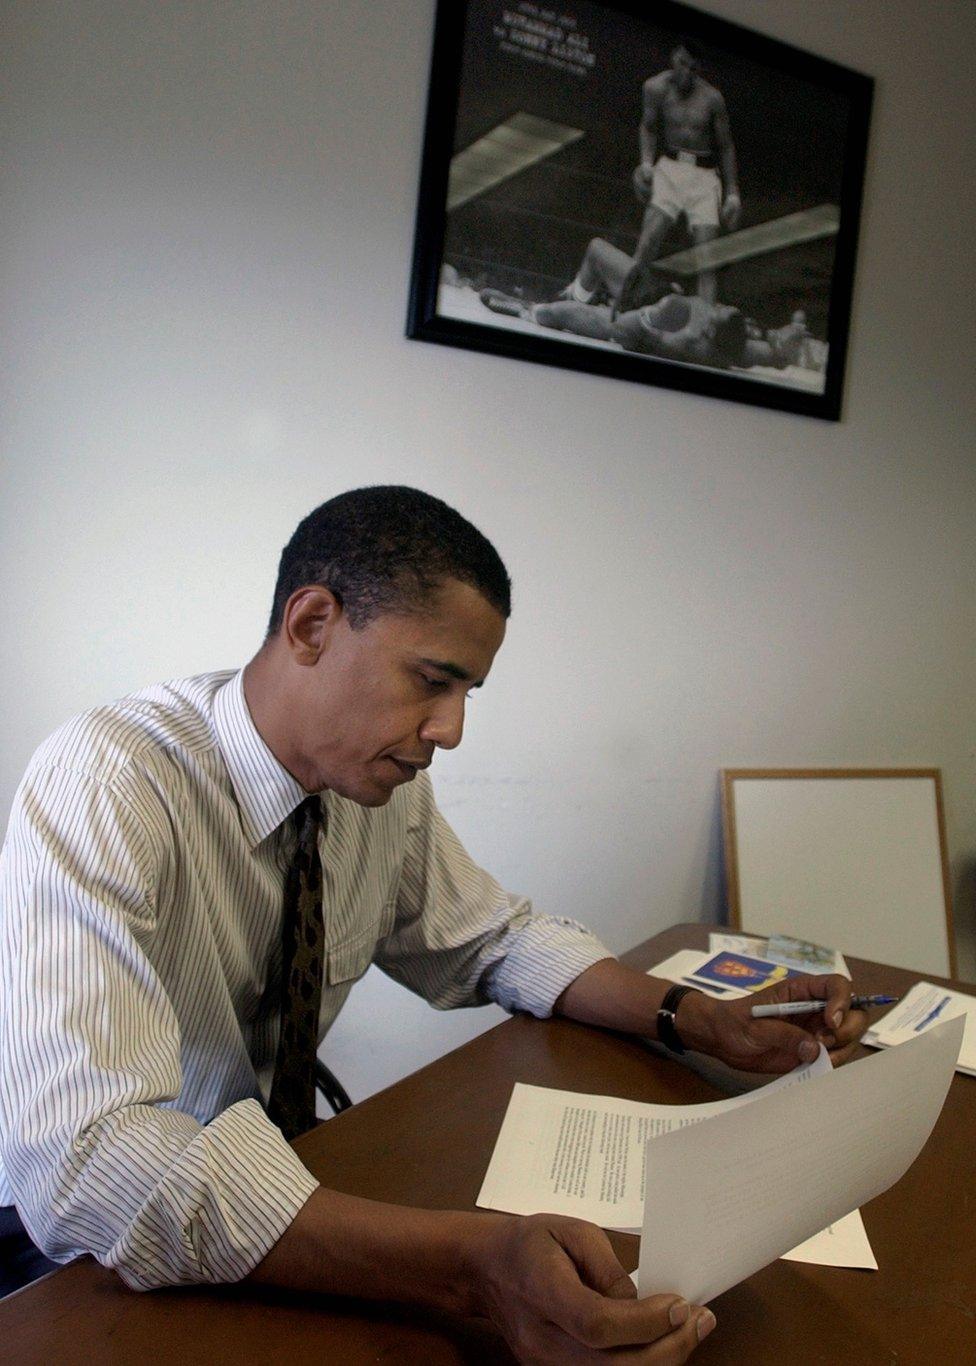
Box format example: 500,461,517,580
406,0,873,420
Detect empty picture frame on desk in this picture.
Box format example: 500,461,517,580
721,769,955,979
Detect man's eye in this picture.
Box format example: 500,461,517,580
420,674,448,690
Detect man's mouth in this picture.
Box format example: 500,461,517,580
388,757,431,780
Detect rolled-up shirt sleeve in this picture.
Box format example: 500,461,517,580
374,773,612,1017
0,764,317,1290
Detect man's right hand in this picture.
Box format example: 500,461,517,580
632,161,655,203
470,1211,715,1363
250,1188,713,1362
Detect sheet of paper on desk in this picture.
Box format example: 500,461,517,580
477,1050,831,1232
637,1016,963,1304
780,1209,877,1269
863,981,976,1076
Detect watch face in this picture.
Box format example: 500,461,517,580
657,1007,685,1053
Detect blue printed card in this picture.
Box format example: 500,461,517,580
689,951,802,994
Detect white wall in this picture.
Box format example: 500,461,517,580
3,0,974,1106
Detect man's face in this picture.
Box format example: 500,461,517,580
669,46,697,94
287,578,506,805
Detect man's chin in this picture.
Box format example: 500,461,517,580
327,774,397,808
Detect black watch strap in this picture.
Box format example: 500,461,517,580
656,984,700,1055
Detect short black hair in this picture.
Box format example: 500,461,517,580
267,486,512,634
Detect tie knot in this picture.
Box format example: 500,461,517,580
292,795,322,844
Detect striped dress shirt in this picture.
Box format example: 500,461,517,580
0,670,610,1289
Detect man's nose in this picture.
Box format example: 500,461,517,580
421,695,465,750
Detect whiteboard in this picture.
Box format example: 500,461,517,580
722,771,955,978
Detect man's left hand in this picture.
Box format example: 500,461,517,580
719,190,741,230
678,975,867,1074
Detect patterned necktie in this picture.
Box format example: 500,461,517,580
267,795,325,1141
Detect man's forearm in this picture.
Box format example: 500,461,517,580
639,102,657,167
719,141,739,198
555,957,864,1075
553,957,713,1050
247,1184,503,1315
252,1186,716,1358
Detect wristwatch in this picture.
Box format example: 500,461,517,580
656,984,701,1055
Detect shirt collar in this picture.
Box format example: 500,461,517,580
212,669,309,848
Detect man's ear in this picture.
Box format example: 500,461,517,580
281,587,344,665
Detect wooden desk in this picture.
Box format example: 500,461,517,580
2,924,973,1363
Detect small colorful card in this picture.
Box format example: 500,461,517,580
766,934,837,974
689,952,802,993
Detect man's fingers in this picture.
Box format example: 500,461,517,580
721,205,741,230
644,1306,717,1363
557,1283,702,1351
563,1289,699,1355
542,1221,686,1347
827,1035,864,1067
715,975,867,1074
746,1019,819,1068
761,973,854,1031
721,193,741,230
830,1006,866,1044
581,1304,712,1364
605,1273,639,1300
815,974,854,1030
556,1219,636,1299
533,1302,713,1365
483,1215,716,1364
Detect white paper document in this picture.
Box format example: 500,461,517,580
631,1205,877,1291
637,1016,963,1303
477,1050,832,1232
863,981,976,1076
779,1209,877,1269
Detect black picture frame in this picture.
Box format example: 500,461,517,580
406,0,873,420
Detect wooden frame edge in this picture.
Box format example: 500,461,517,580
719,767,956,976
719,769,743,930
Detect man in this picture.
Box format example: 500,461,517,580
621,40,741,311
0,488,863,1362
483,238,807,371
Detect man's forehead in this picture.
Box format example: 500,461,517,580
379,579,505,667
424,578,506,630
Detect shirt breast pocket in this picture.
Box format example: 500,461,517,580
325,895,396,986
